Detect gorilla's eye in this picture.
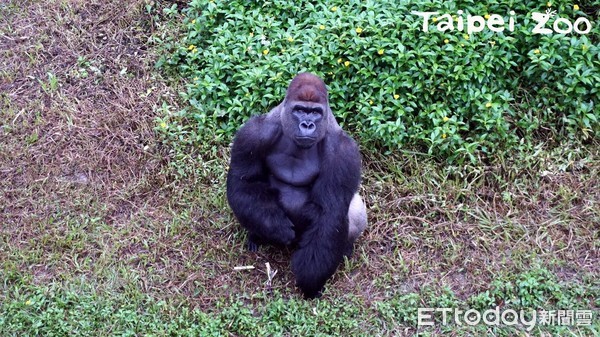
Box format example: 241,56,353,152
293,106,322,115
294,106,309,113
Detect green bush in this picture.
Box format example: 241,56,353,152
158,0,599,163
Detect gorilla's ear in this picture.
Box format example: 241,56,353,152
325,102,341,130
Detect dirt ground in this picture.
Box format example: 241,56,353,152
1,0,173,227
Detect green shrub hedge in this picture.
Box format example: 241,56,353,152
158,0,599,163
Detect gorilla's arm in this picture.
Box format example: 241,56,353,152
291,132,361,298
226,116,296,248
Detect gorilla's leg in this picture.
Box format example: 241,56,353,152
348,193,367,242
343,193,367,257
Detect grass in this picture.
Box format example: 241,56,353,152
1,0,598,336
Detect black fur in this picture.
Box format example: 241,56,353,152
226,73,361,298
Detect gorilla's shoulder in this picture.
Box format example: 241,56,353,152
327,129,360,156
233,112,282,149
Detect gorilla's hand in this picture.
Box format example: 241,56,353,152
246,213,294,251
264,211,295,246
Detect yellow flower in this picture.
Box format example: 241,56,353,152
378,49,384,55
344,61,350,67
463,34,470,40
319,25,325,30
484,14,490,19
281,48,286,53
369,100,373,105
191,19,196,24
193,77,198,81
287,36,294,42
547,2,552,7
188,44,195,50
442,134,447,139
337,58,343,63
444,39,449,44
355,27,363,34
443,116,449,122
160,122,167,128
263,49,269,55
534,49,540,54
485,102,492,108
331,6,338,11
490,41,496,46
432,17,438,22
574,4,579,10
249,32,254,37
393,94,399,100
25,300,32,305
460,43,465,47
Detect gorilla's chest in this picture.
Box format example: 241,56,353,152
265,138,320,187
266,151,320,187
265,140,320,214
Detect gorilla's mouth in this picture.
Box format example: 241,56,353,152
295,136,316,148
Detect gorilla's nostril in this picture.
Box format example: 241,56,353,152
300,121,315,131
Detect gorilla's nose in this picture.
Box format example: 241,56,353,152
299,121,316,136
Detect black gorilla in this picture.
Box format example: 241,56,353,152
226,73,367,298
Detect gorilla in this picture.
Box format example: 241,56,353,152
226,72,367,298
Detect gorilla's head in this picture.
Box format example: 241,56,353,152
282,73,331,149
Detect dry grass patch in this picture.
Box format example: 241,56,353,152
1,0,174,286
351,148,599,301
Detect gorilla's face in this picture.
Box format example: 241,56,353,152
281,73,330,149
285,100,326,148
